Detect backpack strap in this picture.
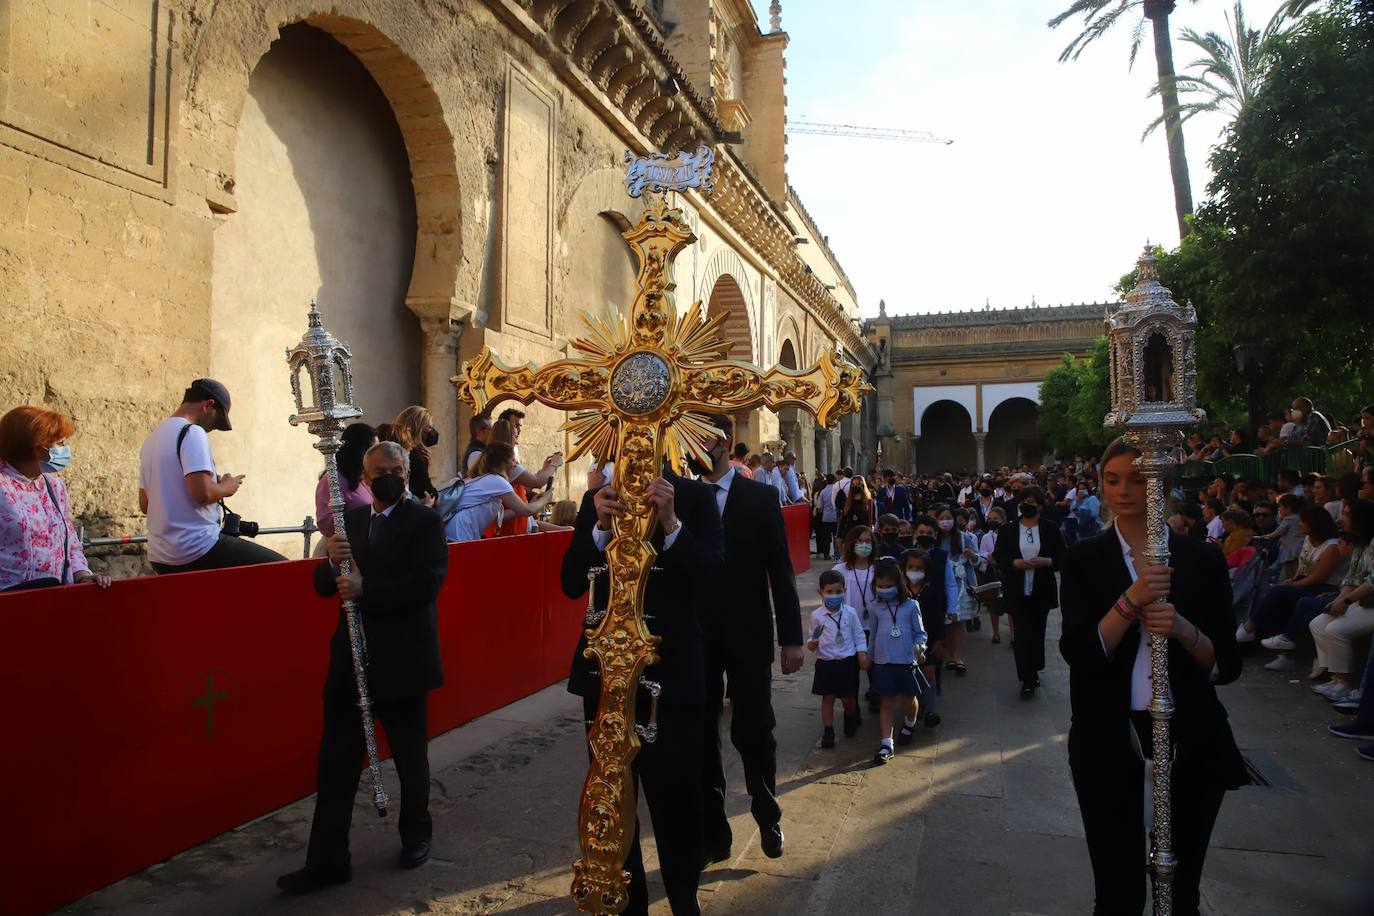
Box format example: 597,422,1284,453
176,422,192,464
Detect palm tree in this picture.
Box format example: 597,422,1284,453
1142,1,1320,139
1050,1,1201,239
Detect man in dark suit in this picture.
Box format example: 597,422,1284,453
886,470,912,522
561,468,725,916
278,441,449,894
692,414,802,863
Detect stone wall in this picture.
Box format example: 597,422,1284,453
0,0,871,574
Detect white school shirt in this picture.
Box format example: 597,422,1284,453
1205,515,1225,540
809,603,866,660
138,418,221,566
1019,522,1041,596
708,466,737,518
832,561,876,632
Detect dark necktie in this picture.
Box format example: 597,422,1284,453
369,512,385,545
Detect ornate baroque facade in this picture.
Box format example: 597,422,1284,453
0,0,875,557
866,302,1103,474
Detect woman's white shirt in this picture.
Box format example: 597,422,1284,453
445,474,514,542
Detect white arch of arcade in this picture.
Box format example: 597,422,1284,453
912,382,1043,474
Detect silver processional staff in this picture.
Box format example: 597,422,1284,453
287,303,388,817
1104,245,1206,916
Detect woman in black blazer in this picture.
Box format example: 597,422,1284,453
993,484,1064,697
1060,439,1248,916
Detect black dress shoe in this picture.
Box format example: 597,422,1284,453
704,839,732,866
276,864,351,895
399,840,431,869
1019,683,1036,699
760,823,785,859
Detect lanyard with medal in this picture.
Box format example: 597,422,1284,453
884,599,901,639
853,566,872,623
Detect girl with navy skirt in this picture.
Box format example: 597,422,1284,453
867,557,930,765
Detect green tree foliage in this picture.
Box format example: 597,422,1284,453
1038,338,1114,459
1118,2,1374,431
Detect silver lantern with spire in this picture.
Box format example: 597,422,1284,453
286,303,387,817
1104,245,1206,915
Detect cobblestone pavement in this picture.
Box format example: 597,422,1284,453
67,558,1373,915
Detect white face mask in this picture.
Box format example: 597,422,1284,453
905,570,926,584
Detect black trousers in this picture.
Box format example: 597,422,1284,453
1069,732,1227,916
1008,597,1050,685
305,688,432,869
702,641,781,849
151,533,286,574
816,521,836,558
582,693,703,916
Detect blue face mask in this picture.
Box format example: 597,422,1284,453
40,444,72,474
822,594,844,611
876,586,900,601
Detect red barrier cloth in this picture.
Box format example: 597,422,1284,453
0,515,800,915
782,503,812,574
0,532,586,916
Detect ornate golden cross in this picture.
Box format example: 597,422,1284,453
454,196,869,914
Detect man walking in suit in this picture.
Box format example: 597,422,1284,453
561,468,725,915
693,414,803,862
278,441,449,894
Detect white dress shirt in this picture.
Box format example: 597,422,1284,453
1019,522,1041,597
1114,526,1158,711
709,466,736,518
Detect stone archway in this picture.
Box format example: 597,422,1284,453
985,397,1043,470
706,272,761,453
207,21,431,549
918,400,977,474
188,11,462,315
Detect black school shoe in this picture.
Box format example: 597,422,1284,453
820,727,836,749
276,864,352,895
896,723,915,746
843,711,861,738
872,745,893,766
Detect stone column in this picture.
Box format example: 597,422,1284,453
419,316,463,481
814,427,830,474
974,431,988,476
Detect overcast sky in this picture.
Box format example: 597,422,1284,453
752,0,1290,317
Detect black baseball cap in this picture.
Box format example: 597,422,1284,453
184,378,233,431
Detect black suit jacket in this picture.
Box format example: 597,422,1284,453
993,518,1064,608
716,472,803,665
560,475,725,705
1059,527,1249,789
313,498,448,702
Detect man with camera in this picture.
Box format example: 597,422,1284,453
137,378,285,573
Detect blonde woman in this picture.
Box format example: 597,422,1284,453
392,405,439,506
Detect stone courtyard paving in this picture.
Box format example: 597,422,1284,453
67,558,1373,915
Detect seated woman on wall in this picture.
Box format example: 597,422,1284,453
445,443,552,543
1060,437,1247,916
1239,505,1346,644
0,406,110,591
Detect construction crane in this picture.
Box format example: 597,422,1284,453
787,119,953,145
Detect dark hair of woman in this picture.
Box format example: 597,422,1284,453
1298,504,1340,543
1346,499,1374,544
840,525,875,566
337,423,377,490
476,441,516,477
870,557,909,600
1337,472,1362,504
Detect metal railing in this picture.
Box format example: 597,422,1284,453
79,517,320,560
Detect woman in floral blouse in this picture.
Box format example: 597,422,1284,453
0,406,109,591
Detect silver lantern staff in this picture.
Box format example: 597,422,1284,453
287,303,387,817
1104,246,1206,916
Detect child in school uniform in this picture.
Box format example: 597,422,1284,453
807,569,871,748
901,548,945,728
867,557,930,765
